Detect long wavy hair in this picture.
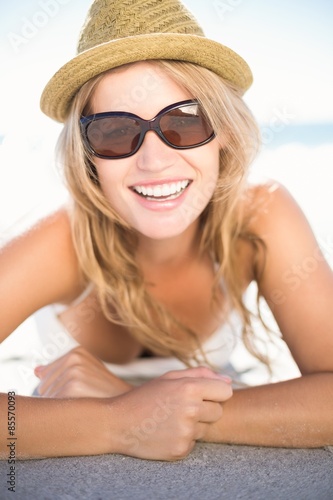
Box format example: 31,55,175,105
57,60,270,367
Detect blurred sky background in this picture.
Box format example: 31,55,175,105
0,0,332,393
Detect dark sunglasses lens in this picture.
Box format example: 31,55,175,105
160,104,214,147
86,117,140,157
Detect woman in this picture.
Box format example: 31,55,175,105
0,0,332,461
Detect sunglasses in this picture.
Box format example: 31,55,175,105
80,99,215,159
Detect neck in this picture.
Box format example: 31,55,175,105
136,221,201,270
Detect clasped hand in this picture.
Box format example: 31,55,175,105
34,346,233,460
35,346,133,398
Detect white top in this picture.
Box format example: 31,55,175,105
33,284,243,380
34,308,241,379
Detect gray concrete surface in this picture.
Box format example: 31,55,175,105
1,443,333,500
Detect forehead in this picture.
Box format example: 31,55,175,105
90,61,191,116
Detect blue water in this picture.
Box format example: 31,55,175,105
260,122,333,149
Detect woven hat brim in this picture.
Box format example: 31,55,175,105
40,33,253,123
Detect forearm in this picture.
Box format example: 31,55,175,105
203,373,333,447
0,393,117,459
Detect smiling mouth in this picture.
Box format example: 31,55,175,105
131,180,191,201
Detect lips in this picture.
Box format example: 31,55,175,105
131,180,191,201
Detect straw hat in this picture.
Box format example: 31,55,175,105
40,0,253,123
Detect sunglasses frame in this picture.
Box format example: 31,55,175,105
80,99,215,159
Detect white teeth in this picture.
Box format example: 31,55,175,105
132,180,190,199
161,184,169,196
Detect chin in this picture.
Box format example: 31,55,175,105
137,226,188,241
132,217,195,241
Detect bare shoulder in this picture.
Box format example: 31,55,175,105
232,181,291,284
242,180,304,231
0,208,85,341
241,181,333,373
239,180,320,252
235,180,324,287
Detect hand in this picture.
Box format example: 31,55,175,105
162,366,232,384
112,366,233,461
34,346,133,398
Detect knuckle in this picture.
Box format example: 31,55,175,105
161,370,180,380
72,346,85,354
63,378,83,395
184,404,200,420
177,420,196,441
169,440,194,460
69,346,86,358
66,364,85,379
195,366,214,377
65,350,85,367
180,379,197,397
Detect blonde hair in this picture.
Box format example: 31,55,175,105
57,60,268,367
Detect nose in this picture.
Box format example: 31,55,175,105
135,130,176,172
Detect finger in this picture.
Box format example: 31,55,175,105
36,347,100,394
182,377,233,403
34,347,81,380
34,357,61,378
38,367,75,397
197,400,223,423
39,358,103,397
35,359,68,395
36,346,98,377
40,361,133,398
163,366,232,383
203,379,233,403
43,376,88,398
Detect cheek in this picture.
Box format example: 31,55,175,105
190,141,220,187
94,160,124,199
190,167,218,215
179,146,220,225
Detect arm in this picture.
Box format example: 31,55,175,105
204,183,333,447
0,210,108,457
0,368,232,460
204,373,333,447
0,393,115,459
0,207,144,361
0,209,85,341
